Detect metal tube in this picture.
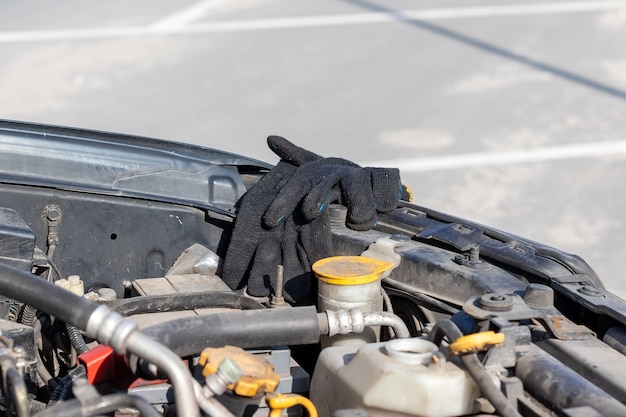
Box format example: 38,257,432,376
4,363,28,417
125,331,199,417
363,311,411,338
35,393,161,417
193,380,236,417
321,309,411,339
516,345,626,416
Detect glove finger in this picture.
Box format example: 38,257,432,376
246,223,285,297
298,210,333,263
301,173,342,221
281,214,310,303
222,161,297,290
263,158,351,227
341,169,378,230
267,135,321,166
369,167,402,212
263,177,312,228
221,194,266,290
283,211,332,304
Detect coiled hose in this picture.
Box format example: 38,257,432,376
18,304,37,326
65,323,89,355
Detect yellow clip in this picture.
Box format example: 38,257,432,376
448,331,505,356
267,393,318,417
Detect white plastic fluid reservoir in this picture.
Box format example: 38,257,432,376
312,256,393,347
360,236,407,274
310,338,480,417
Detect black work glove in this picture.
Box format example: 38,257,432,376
221,137,320,298
263,158,402,231
222,136,402,304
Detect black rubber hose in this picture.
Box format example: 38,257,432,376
383,278,460,315
47,365,86,407
141,305,321,357
428,319,463,345
428,320,522,417
109,291,263,316
35,393,161,417
0,264,97,330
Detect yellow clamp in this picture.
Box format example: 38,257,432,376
402,184,413,202
267,393,318,417
448,331,505,356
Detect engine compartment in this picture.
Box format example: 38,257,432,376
1,120,626,417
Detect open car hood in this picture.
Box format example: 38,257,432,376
0,120,625,417
0,119,270,216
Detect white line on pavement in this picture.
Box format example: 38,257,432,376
149,0,233,30
0,1,624,43
359,140,626,172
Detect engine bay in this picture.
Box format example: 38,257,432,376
1,120,626,417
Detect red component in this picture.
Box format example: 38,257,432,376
78,344,168,389
78,344,115,384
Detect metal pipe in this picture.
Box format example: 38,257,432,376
86,305,199,417
193,380,236,417
4,362,28,417
35,393,161,417
516,345,626,416
363,311,411,338
321,309,410,339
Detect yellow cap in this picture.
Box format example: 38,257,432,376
312,256,393,286
448,331,505,356
199,346,280,397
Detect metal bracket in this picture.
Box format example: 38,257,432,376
463,293,594,340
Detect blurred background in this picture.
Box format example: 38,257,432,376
1,0,626,295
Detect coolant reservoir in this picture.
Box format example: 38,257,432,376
310,338,479,417
313,256,393,347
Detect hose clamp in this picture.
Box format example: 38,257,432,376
86,305,138,354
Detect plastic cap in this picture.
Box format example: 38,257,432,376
312,256,393,285
199,346,280,397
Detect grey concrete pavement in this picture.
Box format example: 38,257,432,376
1,0,626,295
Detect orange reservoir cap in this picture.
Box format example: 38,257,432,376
312,256,394,286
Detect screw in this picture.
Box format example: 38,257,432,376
578,286,604,298
479,293,514,311
270,265,287,307
43,204,62,224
